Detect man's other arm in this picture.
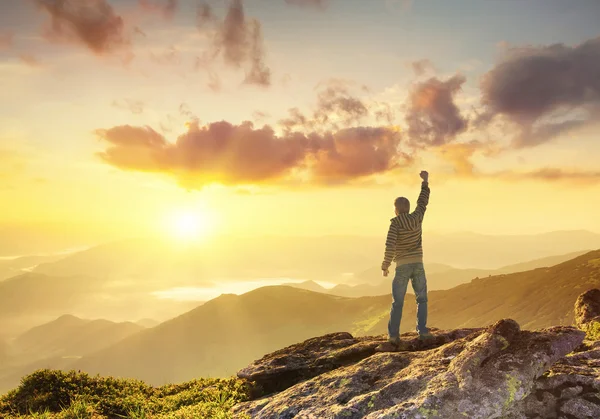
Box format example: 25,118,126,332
381,219,399,272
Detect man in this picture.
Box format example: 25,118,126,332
380,170,433,350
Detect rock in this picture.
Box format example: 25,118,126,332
514,340,600,418
233,320,585,419
237,328,481,396
560,398,600,418
560,385,583,399
574,288,600,340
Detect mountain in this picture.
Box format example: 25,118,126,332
423,230,600,268
0,254,66,281
13,315,143,362
2,289,599,418
288,280,328,293
28,231,600,289
71,287,388,385
0,315,144,394
343,249,592,296
64,249,600,387
0,272,201,338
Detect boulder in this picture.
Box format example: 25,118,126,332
233,320,584,419
574,288,600,340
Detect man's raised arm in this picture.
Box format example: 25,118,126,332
412,171,430,220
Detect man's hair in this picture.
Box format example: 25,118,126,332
394,197,410,213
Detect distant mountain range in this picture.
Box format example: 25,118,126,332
0,272,201,337
6,248,590,391
294,250,590,296
0,315,145,394
7,230,600,285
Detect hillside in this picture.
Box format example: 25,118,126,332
60,250,600,388
0,254,66,281
70,287,387,386
13,315,143,362
0,271,201,338
2,288,600,418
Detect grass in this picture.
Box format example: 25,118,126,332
0,370,256,419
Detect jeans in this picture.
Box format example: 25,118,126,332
388,262,429,338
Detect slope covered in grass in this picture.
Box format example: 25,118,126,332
0,370,254,419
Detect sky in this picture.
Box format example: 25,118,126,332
1,0,600,246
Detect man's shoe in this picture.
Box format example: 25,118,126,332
418,331,435,341
376,337,409,352
389,337,410,351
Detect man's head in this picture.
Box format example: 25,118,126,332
394,197,410,215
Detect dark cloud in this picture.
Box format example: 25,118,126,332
95,121,407,188
478,36,600,147
285,0,329,9
138,0,178,19
405,74,469,147
197,0,271,87
34,0,128,54
196,2,216,27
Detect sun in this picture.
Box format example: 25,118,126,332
164,208,215,242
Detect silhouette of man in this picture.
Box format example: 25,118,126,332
380,170,433,350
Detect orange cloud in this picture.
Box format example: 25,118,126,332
405,74,469,148
95,121,408,188
0,31,13,50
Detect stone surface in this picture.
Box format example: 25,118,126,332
574,288,600,340
233,320,585,419
237,328,481,396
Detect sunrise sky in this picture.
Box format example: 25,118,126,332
1,0,600,245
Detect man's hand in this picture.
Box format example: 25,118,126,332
382,268,389,277
420,170,429,182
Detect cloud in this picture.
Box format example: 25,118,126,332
95,120,408,188
495,168,600,185
19,54,42,67
278,79,384,133
434,140,500,177
285,0,329,9
313,80,370,126
410,59,435,77
478,36,600,147
0,31,13,50
404,74,469,147
34,0,129,55
197,0,271,87
138,0,178,20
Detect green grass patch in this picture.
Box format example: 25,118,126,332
0,369,255,419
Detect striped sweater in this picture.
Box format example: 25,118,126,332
381,181,430,270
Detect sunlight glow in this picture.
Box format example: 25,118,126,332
163,206,217,242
